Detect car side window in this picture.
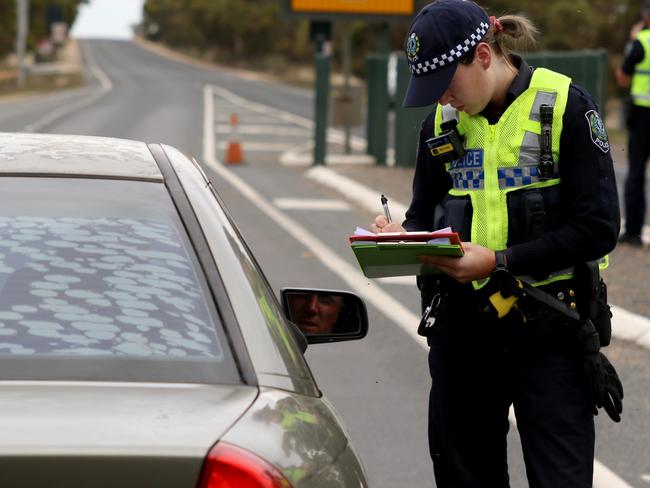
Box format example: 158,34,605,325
0,178,239,382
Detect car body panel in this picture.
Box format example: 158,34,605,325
0,381,257,455
221,387,367,488
162,144,318,397
0,133,161,181
0,381,258,487
0,133,369,487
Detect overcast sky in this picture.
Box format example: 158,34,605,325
70,0,145,39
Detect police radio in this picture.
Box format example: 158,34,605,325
538,104,554,180
425,118,466,165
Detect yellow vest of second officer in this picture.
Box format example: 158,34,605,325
631,29,650,107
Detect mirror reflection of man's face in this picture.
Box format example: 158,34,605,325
289,293,344,334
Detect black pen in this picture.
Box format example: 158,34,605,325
380,194,392,224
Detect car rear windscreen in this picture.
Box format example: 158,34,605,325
0,178,240,383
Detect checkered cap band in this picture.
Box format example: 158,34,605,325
409,22,490,75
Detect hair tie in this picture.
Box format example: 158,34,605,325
489,15,504,34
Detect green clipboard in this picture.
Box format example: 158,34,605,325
350,241,464,278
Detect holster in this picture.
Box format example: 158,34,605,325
575,261,612,347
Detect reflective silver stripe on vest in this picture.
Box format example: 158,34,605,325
517,257,607,287
498,166,540,188
441,104,459,123
518,266,574,285
499,91,560,189
529,91,557,122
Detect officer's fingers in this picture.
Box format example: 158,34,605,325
603,394,622,422
614,376,624,398
607,384,623,414
417,255,454,271
383,223,406,233
609,370,624,398
373,215,388,228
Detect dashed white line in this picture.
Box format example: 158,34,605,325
215,124,308,136
216,141,298,152
273,198,351,211
22,42,112,133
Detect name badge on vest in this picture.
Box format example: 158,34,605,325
450,149,484,169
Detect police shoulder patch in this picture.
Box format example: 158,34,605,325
585,110,610,154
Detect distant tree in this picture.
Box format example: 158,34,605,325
0,0,86,60
138,0,647,83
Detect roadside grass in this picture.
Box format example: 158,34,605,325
0,69,83,99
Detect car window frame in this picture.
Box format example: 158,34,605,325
149,144,257,386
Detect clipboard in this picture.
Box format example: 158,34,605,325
349,230,464,279
349,231,462,246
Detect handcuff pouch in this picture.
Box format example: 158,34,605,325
434,195,473,242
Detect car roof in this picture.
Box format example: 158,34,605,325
0,132,162,181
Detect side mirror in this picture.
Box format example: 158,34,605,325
281,288,368,344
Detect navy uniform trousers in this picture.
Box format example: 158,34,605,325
426,300,594,488
625,104,650,237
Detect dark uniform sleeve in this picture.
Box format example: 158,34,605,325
622,40,645,75
402,108,452,232
503,85,621,276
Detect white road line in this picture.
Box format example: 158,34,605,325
281,151,376,166
273,198,351,211
305,166,650,352
215,115,295,124
376,276,417,286
203,84,631,488
216,141,297,152
22,42,113,133
211,85,367,151
306,166,408,223
215,124,308,136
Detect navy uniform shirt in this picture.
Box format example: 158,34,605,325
404,56,620,280
621,37,645,77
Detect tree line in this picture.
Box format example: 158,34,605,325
0,0,85,59
140,0,647,73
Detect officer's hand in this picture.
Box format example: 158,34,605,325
630,20,645,40
370,215,405,234
583,352,624,422
417,243,495,284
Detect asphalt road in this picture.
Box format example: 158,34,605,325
0,39,648,487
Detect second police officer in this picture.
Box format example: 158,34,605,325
371,1,624,486
616,0,650,247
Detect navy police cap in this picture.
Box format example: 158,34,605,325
403,0,489,108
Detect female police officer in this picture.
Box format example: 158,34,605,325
371,1,622,486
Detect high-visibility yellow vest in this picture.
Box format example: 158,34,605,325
433,68,607,288
631,29,650,107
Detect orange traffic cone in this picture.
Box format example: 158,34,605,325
225,113,244,164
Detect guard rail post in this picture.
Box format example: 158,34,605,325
366,53,389,165
314,53,331,165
